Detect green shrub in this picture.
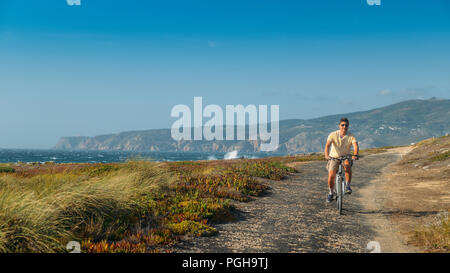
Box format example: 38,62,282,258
430,150,450,162
168,220,217,237
0,167,15,173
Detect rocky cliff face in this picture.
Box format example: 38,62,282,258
54,99,450,153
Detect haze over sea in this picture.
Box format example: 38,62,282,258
0,149,285,164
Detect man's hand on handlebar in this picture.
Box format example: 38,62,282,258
327,154,360,161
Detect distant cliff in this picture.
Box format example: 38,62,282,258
54,99,450,153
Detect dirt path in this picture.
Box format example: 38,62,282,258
356,147,418,253
172,150,417,253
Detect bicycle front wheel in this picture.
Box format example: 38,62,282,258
336,175,343,214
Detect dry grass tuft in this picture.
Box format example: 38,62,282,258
411,211,449,252
0,161,173,252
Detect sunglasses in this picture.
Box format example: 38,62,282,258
340,124,349,127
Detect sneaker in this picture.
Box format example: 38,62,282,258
327,193,334,203
345,184,352,194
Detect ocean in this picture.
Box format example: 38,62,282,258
0,149,287,164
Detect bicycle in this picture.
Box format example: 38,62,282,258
328,154,359,215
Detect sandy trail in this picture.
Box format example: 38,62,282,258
172,149,418,253
354,147,418,253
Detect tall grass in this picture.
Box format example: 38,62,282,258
0,161,173,253
0,154,316,252
412,211,449,252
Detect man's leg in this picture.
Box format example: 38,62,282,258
344,159,352,193
327,170,337,202
328,170,337,192
326,160,339,202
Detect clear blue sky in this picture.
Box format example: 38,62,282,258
0,0,449,148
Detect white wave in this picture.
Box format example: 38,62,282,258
224,150,239,160
207,155,218,160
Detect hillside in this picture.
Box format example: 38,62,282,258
54,98,450,153
373,135,450,252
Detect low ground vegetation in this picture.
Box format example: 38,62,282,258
0,154,311,252
0,147,410,253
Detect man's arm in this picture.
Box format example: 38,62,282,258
324,140,332,160
352,141,359,160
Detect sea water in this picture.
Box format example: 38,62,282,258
0,149,286,164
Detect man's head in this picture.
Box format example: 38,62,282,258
339,117,349,134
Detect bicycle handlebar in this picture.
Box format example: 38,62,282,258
328,154,360,161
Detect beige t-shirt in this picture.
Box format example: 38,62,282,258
327,130,357,157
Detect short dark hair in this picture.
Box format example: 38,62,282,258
339,117,349,125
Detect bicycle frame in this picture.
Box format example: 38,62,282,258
329,155,353,215
335,162,346,214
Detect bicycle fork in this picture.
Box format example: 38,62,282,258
336,165,346,214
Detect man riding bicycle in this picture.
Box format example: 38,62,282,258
324,118,359,203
